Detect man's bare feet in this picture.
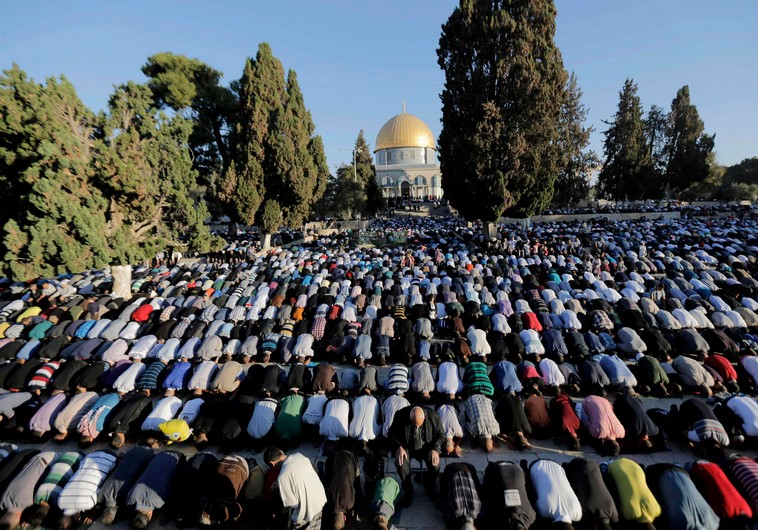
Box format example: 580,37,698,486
132,510,152,529
195,431,209,448
101,505,118,525
110,432,125,449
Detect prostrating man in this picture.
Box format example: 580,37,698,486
529,459,583,528
460,394,500,452
0,451,57,529
267,447,327,530
98,446,154,524
369,477,400,530
606,458,661,527
613,394,660,452
440,463,482,530
325,449,361,530
126,450,183,529
580,395,625,456
104,390,153,449
645,463,720,530
57,450,118,530
494,395,532,450
482,461,536,530
671,399,730,456
563,458,618,530
388,405,445,507
198,455,250,526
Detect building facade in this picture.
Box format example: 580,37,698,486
374,110,442,199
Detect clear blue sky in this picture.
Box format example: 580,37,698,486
3,1,756,171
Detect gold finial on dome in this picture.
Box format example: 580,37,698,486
374,111,436,151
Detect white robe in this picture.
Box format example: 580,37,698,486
530,460,582,523
349,395,381,442
141,396,181,431
382,395,410,437
277,453,327,526
320,399,349,440
302,394,328,425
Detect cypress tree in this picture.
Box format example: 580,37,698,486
268,70,318,227
644,104,668,191
354,130,383,215
597,79,652,200
553,73,598,207
664,86,715,193
438,0,568,220
309,134,330,205
225,43,286,226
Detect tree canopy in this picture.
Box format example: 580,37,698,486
553,72,598,207
663,85,715,194
599,81,716,201
597,79,652,200
0,65,214,279
437,0,568,220
221,43,328,232
142,52,238,186
0,67,111,279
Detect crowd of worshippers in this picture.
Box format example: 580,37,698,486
1,436,758,530
0,213,755,526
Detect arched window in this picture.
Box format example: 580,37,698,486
431,175,439,188
414,175,427,186
383,177,392,187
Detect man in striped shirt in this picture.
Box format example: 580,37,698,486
463,361,493,397
27,451,83,525
58,451,118,529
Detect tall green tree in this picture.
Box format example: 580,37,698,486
353,130,383,215
95,81,213,264
141,52,238,184
437,0,568,220
724,157,758,186
644,104,668,186
309,134,330,205
0,66,111,279
314,131,383,219
268,71,321,227
224,43,328,232
553,72,598,207
222,43,286,226
597,79,652,200
664,85,715,193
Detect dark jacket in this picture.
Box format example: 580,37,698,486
388,406,445,454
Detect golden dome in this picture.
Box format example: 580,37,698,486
375,111,436,151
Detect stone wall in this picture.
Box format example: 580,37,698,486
499,211,682,226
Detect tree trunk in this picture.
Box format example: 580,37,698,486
484,222,498,240
111,265,133,302
262,233,272,252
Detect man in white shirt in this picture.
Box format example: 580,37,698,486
436,361,463,398
382,394,410,438
268,449,327,530
349,393,381,443
320,398,350,441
